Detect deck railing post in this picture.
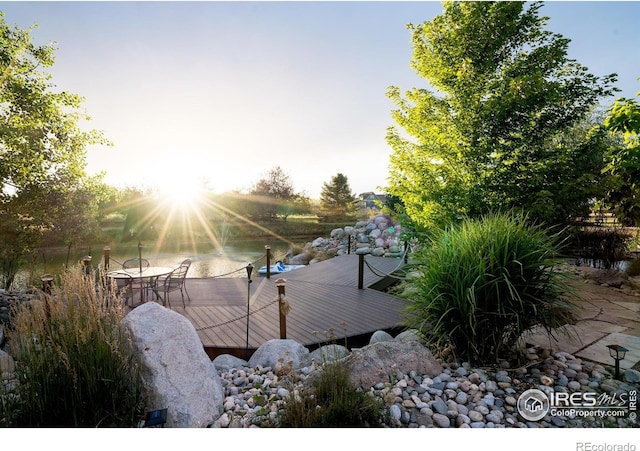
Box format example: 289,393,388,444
82,256,92,277
276,278,287,339
358,253,364,289
41,274,53,295
404,241,408,264
347,235,351,255
265,245,271,279
103,246,111,271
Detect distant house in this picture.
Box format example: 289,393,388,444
359,192,387,210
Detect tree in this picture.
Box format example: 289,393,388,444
248,166,308,221
386,1,618,230
602,78,640,225
0,13,107,288
319,173,358,222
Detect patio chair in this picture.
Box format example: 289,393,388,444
111,272,135,307
122,258,150,270
151,259,192,308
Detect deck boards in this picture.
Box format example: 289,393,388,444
165,254,410,357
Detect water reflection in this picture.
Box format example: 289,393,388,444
16,240,292,289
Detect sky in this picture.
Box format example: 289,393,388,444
2,1,640,200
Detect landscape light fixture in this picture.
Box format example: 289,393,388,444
245,263,254,359
606,344,628,380
143,408,167,428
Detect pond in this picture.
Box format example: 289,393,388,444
14,239,296,289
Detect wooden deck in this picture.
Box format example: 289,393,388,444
162,254,410,359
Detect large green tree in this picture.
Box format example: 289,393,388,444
602,78,640,226
0,13,107,288
319,173,358,222
386,1,617,230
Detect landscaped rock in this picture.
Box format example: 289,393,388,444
0,349,15,374
213,354,248,371
343,340,443,388
288,252,312,265
623,369,640,384
248,338,310,370
369,330,393,344
395,329,422,343
122,302,224,428
309,344,349,363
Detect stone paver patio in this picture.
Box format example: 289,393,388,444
524,269,640,371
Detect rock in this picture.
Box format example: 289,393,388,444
213,354,248,371
343,341,443,389
248,339,310,370
371,247,386,257
432,413,451,428
369,330,393,344
395,329,422,343
355,247,371,255
0,349,15,374
288,252,312,265
121,302,225,428
309,344,349,363
623,369,640,384
330,228,345,239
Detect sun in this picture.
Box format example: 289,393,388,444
155,173,206,211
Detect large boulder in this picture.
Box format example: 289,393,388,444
122,302,224,428
309,344,349,364
213,354,248,371
248,339,310,370
343,341,443,389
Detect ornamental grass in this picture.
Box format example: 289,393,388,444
0,266,146,427
403,212,581,364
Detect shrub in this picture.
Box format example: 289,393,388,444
403,212,580,364
0,266,147,427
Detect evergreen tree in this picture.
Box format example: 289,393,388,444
319,173,358,222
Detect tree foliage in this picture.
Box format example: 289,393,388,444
602,78,640,225
319,173,358,222
386,1,618,230
248,166,309,221
0,13,107,288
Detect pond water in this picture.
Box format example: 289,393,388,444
14,239,295,289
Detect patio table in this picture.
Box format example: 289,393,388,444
107,266,174,303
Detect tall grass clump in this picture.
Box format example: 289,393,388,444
0,266,146,427
278,359,385,427
404,212,580,364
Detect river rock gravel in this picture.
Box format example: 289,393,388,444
211,348,639,428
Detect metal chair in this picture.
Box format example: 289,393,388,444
111,272,135,307
151,259,192,308
123,258,150,270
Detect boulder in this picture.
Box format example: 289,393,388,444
122,302,224,428
309,344,349,363
369,330,393,344
213,354,248,371
395,329,423,343
288,252,312,265
355,247,371,255
343,341,443,389
330,228,345,239
0,349,15,374
248,339,310,370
